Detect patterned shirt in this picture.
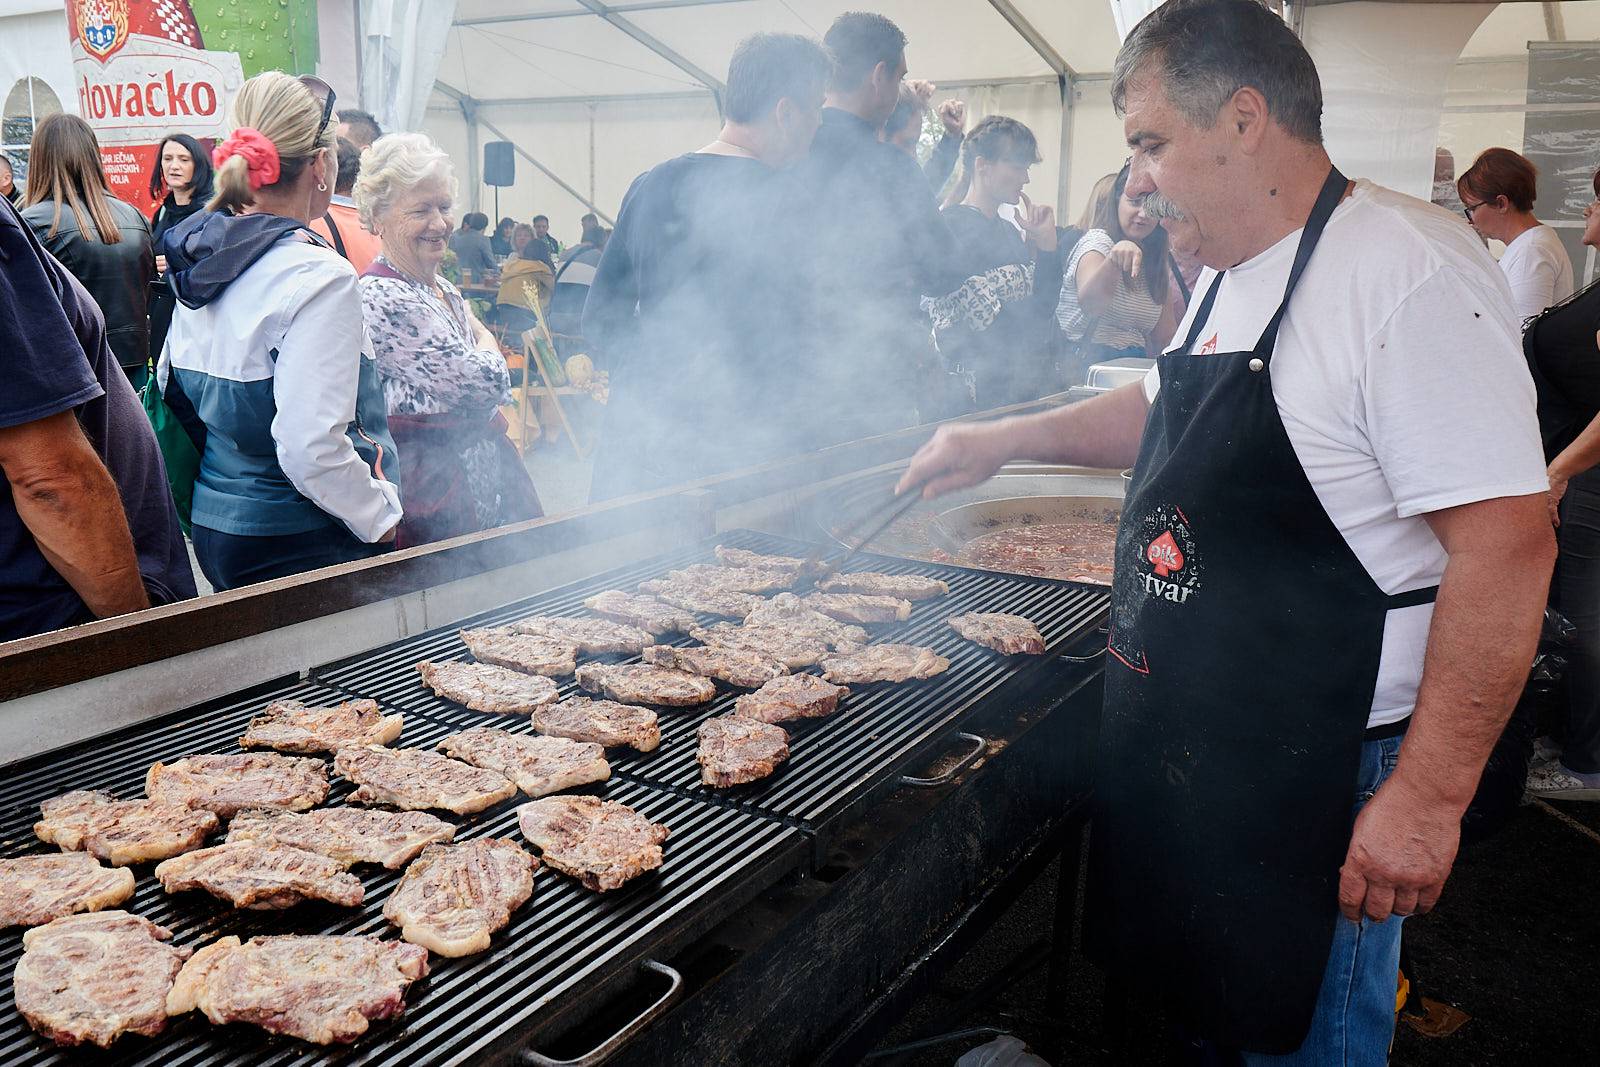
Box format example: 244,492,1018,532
1056,229,1163,352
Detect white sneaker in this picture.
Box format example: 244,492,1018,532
1526,761,1600,801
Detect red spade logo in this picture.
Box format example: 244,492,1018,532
1146,530,1185,577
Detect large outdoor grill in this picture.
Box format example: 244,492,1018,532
0,528,1108,1066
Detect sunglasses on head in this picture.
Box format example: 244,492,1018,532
298,75,337,143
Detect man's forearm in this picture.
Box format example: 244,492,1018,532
1008,381,1150,470
12,454,149,620
1390,535,1553,812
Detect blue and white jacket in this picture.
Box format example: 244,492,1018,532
158,211,402,542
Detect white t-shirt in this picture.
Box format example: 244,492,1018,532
1144,180,1548,728
1497,223,1574,324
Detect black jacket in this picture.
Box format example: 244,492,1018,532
21,197,154,370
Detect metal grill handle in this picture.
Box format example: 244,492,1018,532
520,960,684,1067
899,732,987,787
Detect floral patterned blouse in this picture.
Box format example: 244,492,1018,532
358,256,511,416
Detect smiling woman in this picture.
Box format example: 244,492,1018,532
354,132,542,550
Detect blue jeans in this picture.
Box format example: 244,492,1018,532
192,522,387,592
1240,733,1406,1066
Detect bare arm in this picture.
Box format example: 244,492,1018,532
1075,241,1144,319
1339,493,1555,922
897,381,1150,498
0,410,149,620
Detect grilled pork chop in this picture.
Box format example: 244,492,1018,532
511,614,655,654
167,934,429,1045
460,627,579,676
239,697,404,754
820,644,951,684
417,660,560,714
439,726,610,797
744,593,869,649
801,592,913,624
16,911,190,1048
816,572,950,600
226,807,456,869
947,611,1046,655
576,662,717,706
690,623,833,669
517,795,669,892
583,591,695,635
635,579,765,618
697,716,788,787
734,674,849,724
146,752,328,818
533,698,661,752
155,842,364,910
35,790,219,865
663,563,795,593
642,643,787,688
713,545,818,577
383,838,537,957
335,745,517,814
0,853,135,928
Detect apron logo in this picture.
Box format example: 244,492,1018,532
1146,530,1185,576
1198,333,1219,355
1132,505,1203,606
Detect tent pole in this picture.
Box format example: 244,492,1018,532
572,0,728,118
464,98,482,215
1058,73,1074,220
475,116,616,226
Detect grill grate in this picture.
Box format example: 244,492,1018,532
313,530,1109,828
0,679,804,1066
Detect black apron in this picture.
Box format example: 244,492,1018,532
1090,168,1438,1053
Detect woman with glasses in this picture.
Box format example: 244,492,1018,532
1521,167,1600,801
1459,147,1573,323
1055,162,1175,385
925,115,1061,413
157,71,401,591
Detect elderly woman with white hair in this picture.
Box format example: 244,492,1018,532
355,133,540,548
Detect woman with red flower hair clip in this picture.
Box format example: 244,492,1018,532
156,71,402,591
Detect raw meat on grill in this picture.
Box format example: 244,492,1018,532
662,563,796,593
417,660,560,714
801,591,913,624
15,911,190,1048
146,752,328,818
438,726,611,797
697,715,789,787
226,807,456,869
35,790,219,865
636,579,765,617
460,626,579,676
713,545,819,577
582,591,696,635
0,853,135,928
642,643,787,688
335,745,517,814
154,841,364,910
816,572,950,600
576,662,717,706
239,697,404,754
820,644,951,684
734,674,849,724
947,611,1047,656
533,698,662,752
167,934,428,1045
517,795,669,892
690,622,833,669
744,593,869,649
510,614,655,654
383,838,537,957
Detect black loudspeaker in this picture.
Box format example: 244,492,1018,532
484,141,515,186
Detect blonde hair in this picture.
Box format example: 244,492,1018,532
1076,172,1119,233
208,71,334,214
352,132,457,231
24,114,122,244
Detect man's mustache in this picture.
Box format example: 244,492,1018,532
1139,191,1186,221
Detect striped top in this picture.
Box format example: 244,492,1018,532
1055,229,1162,351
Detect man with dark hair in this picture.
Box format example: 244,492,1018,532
797,11,959,439
336,108,383,151
530,214,561,262
311,138,380,272
449,211,498,279
0,155,20,207
902,0,1552,1060
585,31,830,501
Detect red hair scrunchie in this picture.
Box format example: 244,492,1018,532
212,127,281,190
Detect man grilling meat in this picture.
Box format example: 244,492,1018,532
901,2,1553,1061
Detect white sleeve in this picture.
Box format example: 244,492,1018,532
1143,362,1161,403
269,269,403,542
1502,248,1558,323
1363,265,1549,517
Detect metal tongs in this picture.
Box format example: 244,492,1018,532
803,488,926,583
